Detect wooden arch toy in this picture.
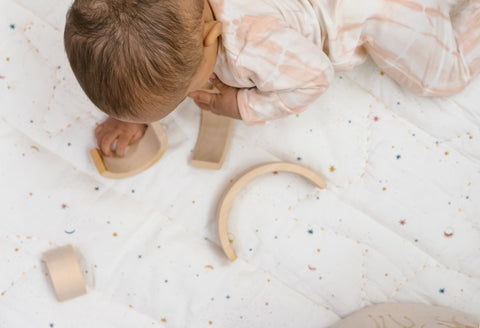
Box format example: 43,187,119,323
217,162,327,261
90,121,168,179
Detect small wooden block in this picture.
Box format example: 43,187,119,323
217,162,327,261
191,110,233,170
90,121,168,179
43,245,87,302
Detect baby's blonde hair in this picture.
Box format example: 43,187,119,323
64,0,204,120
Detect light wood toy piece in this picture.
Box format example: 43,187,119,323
191,110,233,170
218,162,327,261
190,83,233,170
90,121,168,179
328,303,479,328
43,245,87,302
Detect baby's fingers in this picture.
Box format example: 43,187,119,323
195,101,213,112
99,132,119,157
188,91,215,108
94,124,102,138
209,73,229,93
115,134,130,158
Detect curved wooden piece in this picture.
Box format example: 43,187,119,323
218,162,327,261
90,121,168,179
43,245,87,302
328,303,479,328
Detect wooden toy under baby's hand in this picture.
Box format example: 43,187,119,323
90,121,168,179
190,83,233,170
217,162,327,261
43,245,87,302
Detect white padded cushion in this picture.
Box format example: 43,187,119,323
329,303,479,328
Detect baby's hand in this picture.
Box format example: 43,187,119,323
188,74,241,120
94,117,147,158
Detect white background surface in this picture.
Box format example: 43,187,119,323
1,0,479,327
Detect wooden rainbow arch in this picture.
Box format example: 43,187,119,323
217,162,327,261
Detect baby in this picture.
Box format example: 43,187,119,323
64,0,480,157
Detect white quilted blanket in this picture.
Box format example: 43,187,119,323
1,0,479,327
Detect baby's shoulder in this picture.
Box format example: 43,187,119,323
210,0,283,31
211,0,285,53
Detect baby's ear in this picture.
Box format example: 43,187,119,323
203,21,222,47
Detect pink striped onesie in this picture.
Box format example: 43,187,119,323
209,0,480,124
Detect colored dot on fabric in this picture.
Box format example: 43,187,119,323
30,120,34,123
226,295,231,299
10,24,15,30
297,157,302,161
396,155,401,160
131,189,135,194
50,324,54,328
397,101,401,105
439,288,445,294
67,142,71,147
94,187,99,191
330,166,336,172
308,229,314,234
444,228,454,238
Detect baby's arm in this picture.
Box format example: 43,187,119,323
94,117,147,157
235,20,334,124
192,17,334,124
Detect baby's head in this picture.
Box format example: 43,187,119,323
64,0,221,123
